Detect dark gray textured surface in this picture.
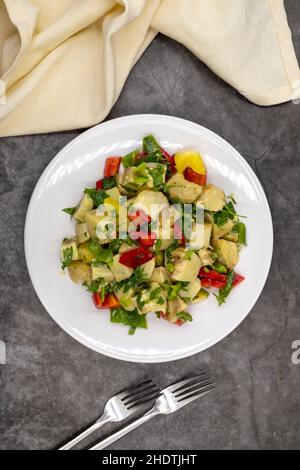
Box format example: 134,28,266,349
0,1,300,450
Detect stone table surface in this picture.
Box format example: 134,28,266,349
0,0,300,450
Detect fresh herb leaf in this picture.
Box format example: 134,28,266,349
102,176,117,189
143,135,162,156
214,270,234,306
166,262,174,273
176,312,193,322
149,287,162,301
128,326,137,335
154,239,162,253
83,280,102,293
110,306,147,334
167,282,188,301
84,188,107,207
61,247,73,270
165,240,180,262
89,240,113,265
122,149,140,168
113,265,148,293
62,207,77,216
148,164,166,191
213,202,236,227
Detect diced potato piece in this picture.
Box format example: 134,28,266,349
85,210,103,239
171,252,201,282
60,238,79,261
73,194,93,222
179,278,201,301
133,190,169,219
213,239,239,269
167,298,187,323
199,184,225,212
198,248,214,266
139,258,155,280
212,220,234,240
139,283,167,315
78,241,94,263
111,254,133,282
76,222,90,244
187,221,211,250
68,261,91,284
192,288,209,304
167,173,202,203
151,267,170,284
91,263,114,282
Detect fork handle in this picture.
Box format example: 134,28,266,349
59,414,110,450
89,409,159,450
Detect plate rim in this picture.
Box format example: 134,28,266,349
24,114,273,363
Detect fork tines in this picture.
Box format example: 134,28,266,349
171,372,216,404
120,379,160,410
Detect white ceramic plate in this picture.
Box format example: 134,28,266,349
24,115,273,363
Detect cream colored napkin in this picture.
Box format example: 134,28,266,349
0,0,299,137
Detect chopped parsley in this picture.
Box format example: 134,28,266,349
89,239,113,265
113,266,148,293
62,207,77,216
214,270,234,306
110,306,147,334
213,201,236,227
84,188,107,207
102,176,117,189
61,247,73,270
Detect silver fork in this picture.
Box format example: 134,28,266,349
59,379,159,450
89,371,216,450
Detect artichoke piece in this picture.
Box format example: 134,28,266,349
73,193,93,222
213,239,239,270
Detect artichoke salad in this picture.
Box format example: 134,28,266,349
61,135,246,334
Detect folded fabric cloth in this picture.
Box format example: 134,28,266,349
0,0,299,137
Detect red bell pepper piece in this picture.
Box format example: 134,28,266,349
200,278,227,289
119,246,154,268
139,232,156,247
96,179,103,190
161,148,176,174
102,293,119,308
92,292,119,309
199,267,227,283
184,167,206,186
233,273,245,287
92,292,102,308
104,157,121,177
